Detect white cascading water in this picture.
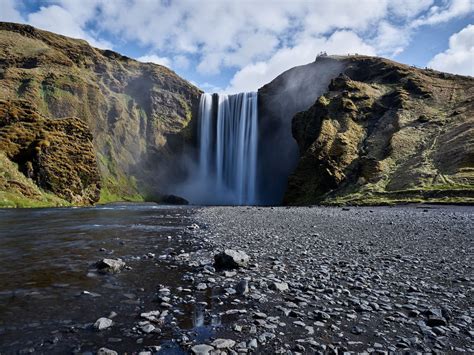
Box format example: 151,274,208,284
197,92,258,205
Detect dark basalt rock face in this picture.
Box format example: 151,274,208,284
283,55,474,205
0,99,100,205
0,22,201,206
257,57,345,204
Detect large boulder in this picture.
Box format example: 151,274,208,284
95,258,126,273
214,249,250,270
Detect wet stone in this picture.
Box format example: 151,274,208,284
211,338,236,349
93,317,113,331
191,344,214,355
95,258,126,273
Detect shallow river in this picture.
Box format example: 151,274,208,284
0,204,212,354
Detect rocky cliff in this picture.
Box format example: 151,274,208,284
284,55,474,205
0,22,201,207
257,58,344,204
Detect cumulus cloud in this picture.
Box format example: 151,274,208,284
0,0,23,22
428,24,474,76
173,55,191,70
225,31,376,93
411,0,472,27
373,21,411,56
137,54,172,67
389,0,434,19
3,0,473,90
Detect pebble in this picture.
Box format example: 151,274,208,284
93,317,113,330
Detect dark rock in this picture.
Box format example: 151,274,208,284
427,316,447,327
214,249,249,270
161,194,189,205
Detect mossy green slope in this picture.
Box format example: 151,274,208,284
0,22,201,205
0,99,100,206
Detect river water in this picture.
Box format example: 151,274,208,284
0,204,213,354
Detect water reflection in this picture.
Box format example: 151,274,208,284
0,204,207,353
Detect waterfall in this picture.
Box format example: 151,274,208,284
196,92,258,205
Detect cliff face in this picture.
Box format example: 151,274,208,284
284,56,474,205
0,22,201,206
257,58,344,204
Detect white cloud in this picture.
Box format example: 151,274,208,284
389,0,434,19
4,0,473,91
302,0,389,35
199,82,224,93
225,31,376,93
137,54,171,67
428,24,474,76
411,0,472,27
27,4,112,49
373,21,411,56
0,0,23,22
173,55,191,70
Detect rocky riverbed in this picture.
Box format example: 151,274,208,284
181,205,473,353
0,205,472,354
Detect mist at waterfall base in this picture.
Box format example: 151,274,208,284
170,58,345,206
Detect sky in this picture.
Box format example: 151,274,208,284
1,0,473,93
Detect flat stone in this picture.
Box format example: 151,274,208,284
269,281,289,292
214,249,250,269
196,283,207,291
97,348,118,355
94,317,113,330
211,338,236,349
140,323,156,333
191,344,214,355
253,312,267,319
248,339,258,350
140,311,160,322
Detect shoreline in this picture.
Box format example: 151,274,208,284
0,205,472,353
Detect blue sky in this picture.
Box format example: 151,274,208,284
1,0,473,93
